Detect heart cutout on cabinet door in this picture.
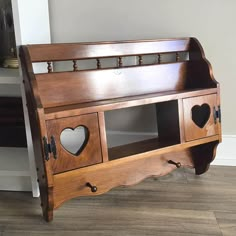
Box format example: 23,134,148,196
191,103,211,128
60,126,89,156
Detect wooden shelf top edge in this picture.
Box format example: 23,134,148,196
108,135,220,161
44,87,218,120
54,135,220,178
108,137,175,160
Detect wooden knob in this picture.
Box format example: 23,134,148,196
167,160,181,168
86,182,97,192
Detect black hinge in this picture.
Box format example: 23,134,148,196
213,106,221,124
43,136,57,161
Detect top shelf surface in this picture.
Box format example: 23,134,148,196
44,87,218,120
0,68,21,84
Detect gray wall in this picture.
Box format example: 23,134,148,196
49,0,236,134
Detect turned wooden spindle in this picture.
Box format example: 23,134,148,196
176,52,180,62
47,62,52,73
157,54,161,64
73,60,78,71
118,57,123,67
138,55,143,65
96,59,101,69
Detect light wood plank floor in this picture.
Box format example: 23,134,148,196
0,166,235,236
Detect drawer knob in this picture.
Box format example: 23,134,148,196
86,182,97,193
168,160,181,168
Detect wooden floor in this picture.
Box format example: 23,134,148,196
0,166,235,236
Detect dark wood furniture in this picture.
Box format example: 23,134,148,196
20,38,221,222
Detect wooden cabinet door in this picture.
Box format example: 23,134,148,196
183,94,220,141
46,113,102,174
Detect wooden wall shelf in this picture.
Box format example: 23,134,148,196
20,37,221,222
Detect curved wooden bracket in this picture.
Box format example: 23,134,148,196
190,141,219,175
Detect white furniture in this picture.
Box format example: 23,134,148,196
0,0,51,196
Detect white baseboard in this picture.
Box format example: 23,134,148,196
0,147,32,191
107,131,236,167
0,176,32,191
212,135,236,166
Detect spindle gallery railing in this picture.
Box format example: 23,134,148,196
72,60,78,71
20,38,221,222
32,43,189,73
42,52,188,73
42,51,189,73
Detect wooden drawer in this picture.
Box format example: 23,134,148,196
53,149,194,209
46,113,102,174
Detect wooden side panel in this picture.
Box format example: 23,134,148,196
183,94,219,141
27,38,191,62
36,62,189,108
46,113,102,174
20,46,54,222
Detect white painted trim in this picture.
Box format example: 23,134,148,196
0,176,31,191
0,170,30,177
212,135,236,166
10,0,51,197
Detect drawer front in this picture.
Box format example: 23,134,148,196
46,113,102,174
53,150,194,209
183,94,220,141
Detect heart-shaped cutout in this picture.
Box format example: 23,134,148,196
191,103,211,128
60,126,89,156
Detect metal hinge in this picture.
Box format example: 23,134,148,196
213,106,221,124
43,136,57,161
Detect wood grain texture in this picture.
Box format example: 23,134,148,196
27,38,191,62
183,94,219,141
53,149,194,208
36,108,54,222
108,138,178,160
35,62,188,108
19,46,43,109
35,60,217,109
215,212,236,236
46,113,102,174
19,38,222,222
51,139,219,210
107,135,220,162
20,45,54,221
97,112,109,162
0,166,235,235
44,88,218,120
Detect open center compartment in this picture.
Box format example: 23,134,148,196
105,100,181,160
